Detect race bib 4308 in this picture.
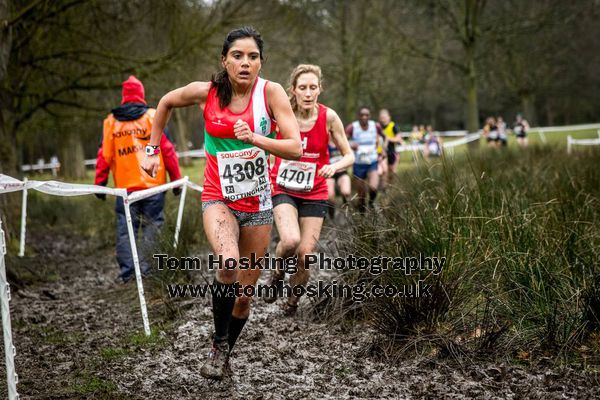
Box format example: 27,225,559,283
276,160,317,192
217,147,269,201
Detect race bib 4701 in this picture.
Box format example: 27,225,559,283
276,160,317,192
217,147,269,201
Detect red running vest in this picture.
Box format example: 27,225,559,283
271,104,329,200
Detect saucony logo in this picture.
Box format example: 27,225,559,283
219,149,261,159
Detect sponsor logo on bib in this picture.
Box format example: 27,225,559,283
220,149,261,159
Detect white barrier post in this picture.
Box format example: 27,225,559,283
18,178,28,258
538,129,547,144
567,135,572,155
173,177,189,249
123,198,151,336
0,220,19,400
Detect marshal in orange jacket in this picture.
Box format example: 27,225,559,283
95,108,181,191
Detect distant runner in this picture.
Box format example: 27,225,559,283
346,107,384,212
378,109,404,186
513,113,530,147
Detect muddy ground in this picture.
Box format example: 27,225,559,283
1,225,599,399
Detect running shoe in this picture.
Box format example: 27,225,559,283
200,340,230,380
282,301,298,317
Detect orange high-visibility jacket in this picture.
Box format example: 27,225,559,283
101,109,168,191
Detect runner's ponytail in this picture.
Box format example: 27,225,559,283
211,70,233,109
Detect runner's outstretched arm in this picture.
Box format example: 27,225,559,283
141,82,211,177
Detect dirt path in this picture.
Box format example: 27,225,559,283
1,227,598,399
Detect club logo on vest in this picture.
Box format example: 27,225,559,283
260,117,267,134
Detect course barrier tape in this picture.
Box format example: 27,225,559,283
528,122,600,134
0,175,127,197
567,130,600,154
395,132,482,153
0,174,204,398
0,174,205,396
0,220,19,400
396,130,468,138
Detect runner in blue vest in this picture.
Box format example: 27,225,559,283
345,107,384,212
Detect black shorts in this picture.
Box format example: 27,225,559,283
272,193,328,218
386,143,397,166
387,150,397,166
333,170,348,181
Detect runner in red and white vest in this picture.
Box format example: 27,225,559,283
141,27,302,381
265,64,354,314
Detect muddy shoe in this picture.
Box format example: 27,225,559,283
200,341,230,380
282,301,298,317
263,271,284,304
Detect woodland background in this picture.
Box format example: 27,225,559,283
0,0,598,179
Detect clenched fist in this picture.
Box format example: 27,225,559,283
234,119,255,144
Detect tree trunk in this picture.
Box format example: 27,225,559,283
520,92,537,126
339,2,353,122
0,0,21,236
173,108,191,167
0,109,17,176
465,49,479,134
545,101,555,126
465,43,480,150
59,131,86,180
0,0,17,175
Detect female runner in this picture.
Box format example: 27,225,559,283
265,64,354,314
141,27,301,380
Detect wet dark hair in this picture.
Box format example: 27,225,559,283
211,26,264,109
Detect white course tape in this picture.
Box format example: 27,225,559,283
127,177,188,204
443,132,482,148
0,220,19,400
567,131,600,154
569,138,600,145
176,149,205,158
396,132,482,153
0,175,204,340
0,175,126,197
186,181,204,193
0,175,29,194
529,122,600,133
